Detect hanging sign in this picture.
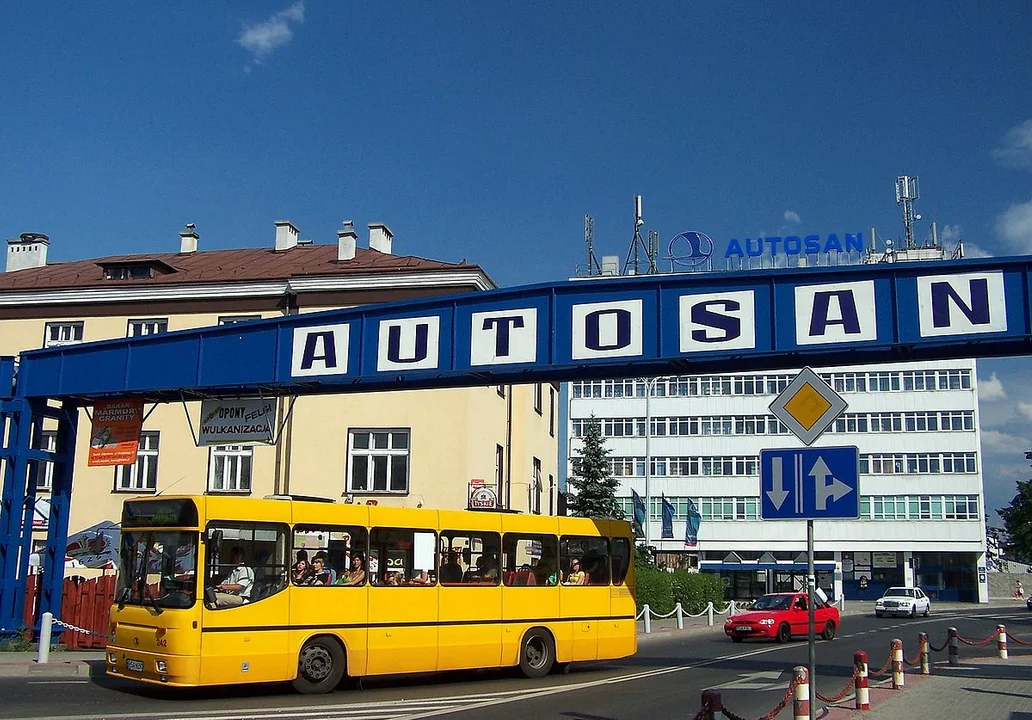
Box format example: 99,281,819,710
198,398,276,446
88,398,144,466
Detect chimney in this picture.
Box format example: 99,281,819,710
368,223,393,254
6,232,49,273
179,223,199,254
337,220,357,261
274,220,300,251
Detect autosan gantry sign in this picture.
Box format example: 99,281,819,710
14,257,1032,400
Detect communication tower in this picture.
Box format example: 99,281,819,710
583,214,602,276
895,175,921,249
622,195,656,275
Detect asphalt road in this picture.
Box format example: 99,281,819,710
4,606,1030,720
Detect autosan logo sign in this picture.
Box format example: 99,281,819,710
724,232,865,259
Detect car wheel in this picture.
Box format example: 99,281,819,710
293,637,346,694
820,621,836,641
776,623,791,643
519,628,555,678
910,605,917,618
731,636,744,643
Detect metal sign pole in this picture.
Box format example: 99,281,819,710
807,518,816,720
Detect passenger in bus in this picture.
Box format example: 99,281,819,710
292,559,312,585
309,552,335,585
564,558,587,585
407,569,432,585
335,553,367,586
465,554,499,583
386,571,402,586
440,550,464,584
212,547,255,607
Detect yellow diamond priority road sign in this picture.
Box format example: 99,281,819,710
769,367,847,446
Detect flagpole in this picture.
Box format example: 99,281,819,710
643,377,655,548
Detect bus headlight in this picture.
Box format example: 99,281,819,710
108,653,117,664
155,660,167,673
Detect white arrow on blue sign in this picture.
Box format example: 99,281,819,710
760,446,860,520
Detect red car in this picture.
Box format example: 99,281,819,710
723,592,839,643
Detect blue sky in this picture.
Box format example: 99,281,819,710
3,3,1032,520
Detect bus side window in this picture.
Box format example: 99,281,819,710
292,525,368,587
611,537,631,585
560,536,611,586
205,521,289,606
370,527,437,586
502,533,557,586
439,531,501,585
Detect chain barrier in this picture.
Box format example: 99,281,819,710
1006,632,1032,647
867,649,895,678
957,630,997,647
754,678,801,720
928,635,949,653
52,618,107,638
814,666,861,704
903,641,924,667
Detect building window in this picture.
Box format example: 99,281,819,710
103,265,154,280
532,457,542,515
208,444,253,493
497,385,506,398
534,384,543,414
219,315,262,325
43,322,83,348
127,318,168,337
348,429,410,494
549,388,556,437
115,432,160,492
34,431,57,491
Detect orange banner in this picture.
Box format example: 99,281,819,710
87,398,144,466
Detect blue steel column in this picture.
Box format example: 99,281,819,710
0,388,31,633
38,401,79,623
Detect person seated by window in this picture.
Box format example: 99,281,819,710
308,552,335,586
385,571,402,586
292,558,312,585
564,558,587,585
406,569,432,585
464,554,499,583
335,552,367,586
212,547,255,607
440,550,464,584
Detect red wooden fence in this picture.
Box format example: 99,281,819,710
23,574,115,649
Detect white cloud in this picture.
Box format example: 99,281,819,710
996,199,1032,252
238,1,305,66
991,119,1032,170
981,429,1027,451
1018,402,1032,420
783,210,801,224
962,243,993,258
978,372,1007,401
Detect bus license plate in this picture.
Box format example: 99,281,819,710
126,659,145,672
735,625,751,632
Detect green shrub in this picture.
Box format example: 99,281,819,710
634,567,725,615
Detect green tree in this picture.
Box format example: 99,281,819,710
567,415,623,519
997,450,1032,563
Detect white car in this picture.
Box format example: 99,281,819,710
875,587,931,617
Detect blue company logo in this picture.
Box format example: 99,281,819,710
725,233,865,259
665,231,714,269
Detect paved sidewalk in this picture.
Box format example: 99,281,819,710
845,655,1032,719
0,649,105,677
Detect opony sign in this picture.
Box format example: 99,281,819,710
198,398,276,446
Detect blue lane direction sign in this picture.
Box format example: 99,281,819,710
760,446,860,520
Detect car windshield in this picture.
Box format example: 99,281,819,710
116,531,199,610
749,595,792,611
884,588,913,597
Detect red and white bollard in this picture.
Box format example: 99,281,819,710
891,637,905,689
793,665,809,720
854,650,870,711
998,624,1008,660
919,632,930,675
700,689,722,720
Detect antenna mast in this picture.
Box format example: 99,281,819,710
622,195,655,275
584,214,602,276
895,175,920,249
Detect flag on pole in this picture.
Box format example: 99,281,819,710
685,498,702,547
661,495,674,539
631,489,646,538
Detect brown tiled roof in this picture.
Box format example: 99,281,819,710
0,245,489,290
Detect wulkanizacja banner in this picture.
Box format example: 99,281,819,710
198,398,277,446
88,398,144,466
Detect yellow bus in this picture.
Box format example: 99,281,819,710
106,494,636,693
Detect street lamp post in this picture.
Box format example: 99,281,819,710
641,376,661,548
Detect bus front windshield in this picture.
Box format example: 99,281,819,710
116,531,199,610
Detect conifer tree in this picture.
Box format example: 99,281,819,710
567,415,623,519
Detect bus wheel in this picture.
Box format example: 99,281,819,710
293,637,346,694
519,629,555,678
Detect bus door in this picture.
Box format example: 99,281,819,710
438,530,502,671
500,532,561,665
366,527,439,675
559,535,611,662
200,523,292,684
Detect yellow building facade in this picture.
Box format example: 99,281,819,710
0,223,559,551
